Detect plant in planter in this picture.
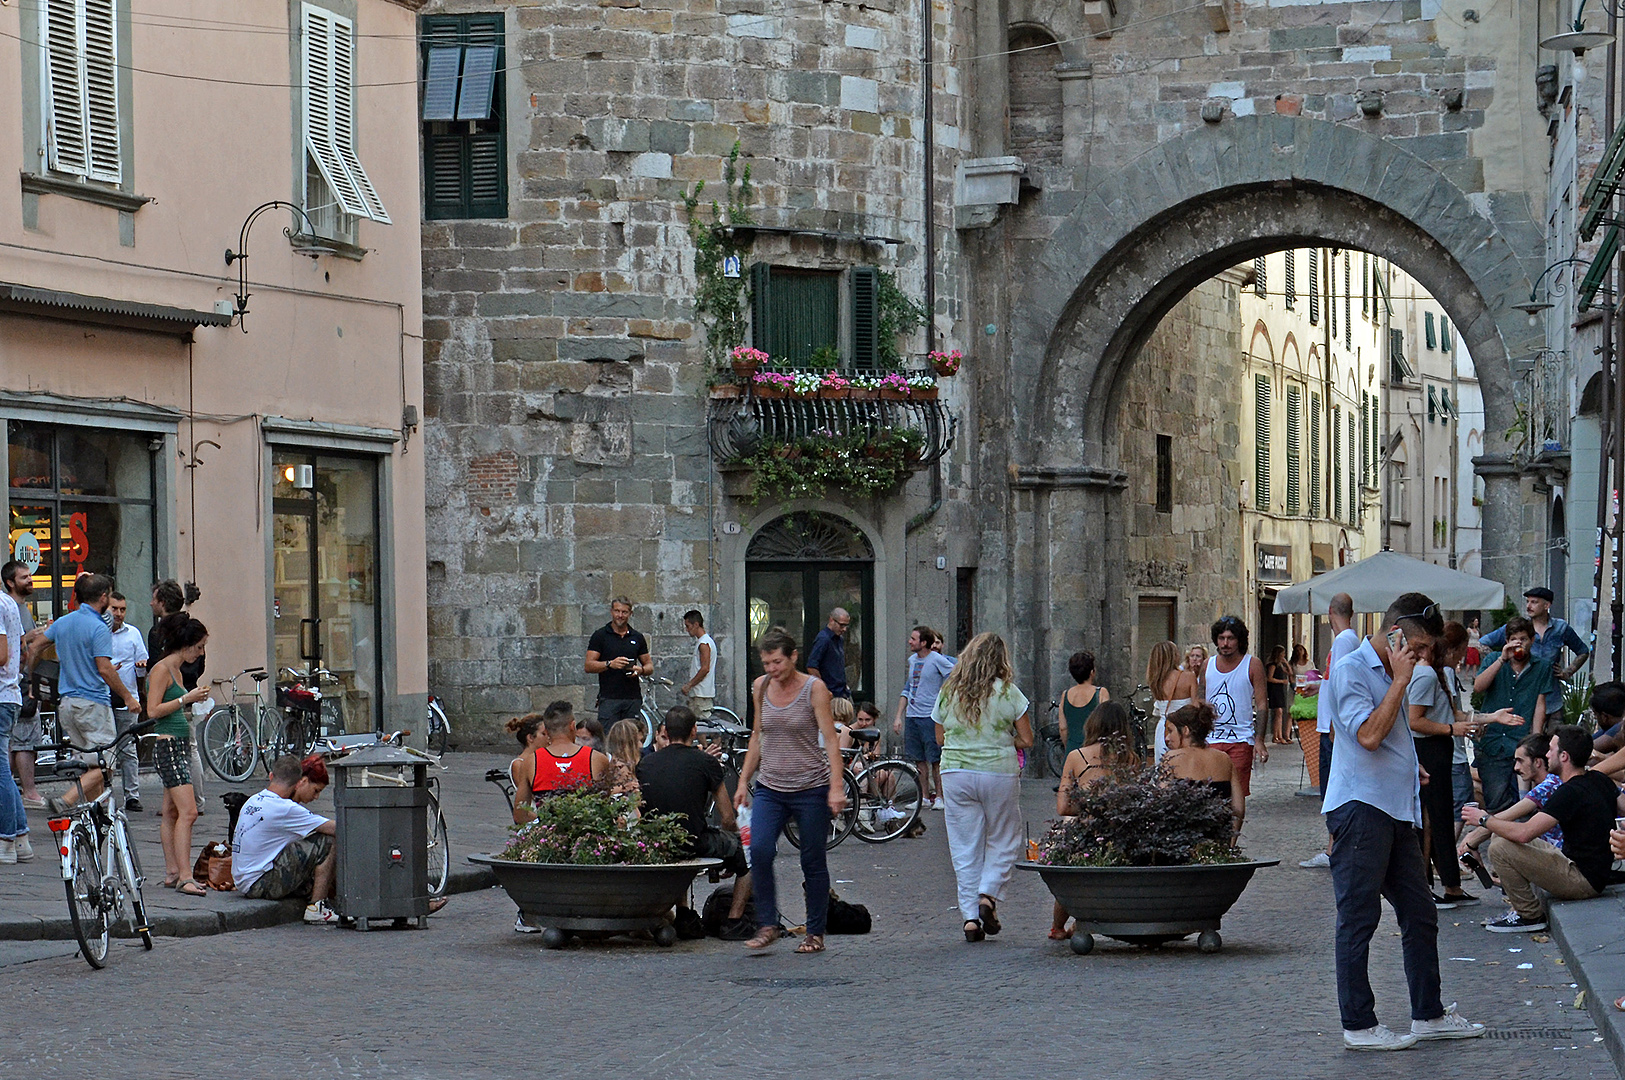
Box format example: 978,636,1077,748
928,349,962,377
497,787,692,866
729,345,770,379
737,428,924,503
752,370,795,397
1019,765,1275,956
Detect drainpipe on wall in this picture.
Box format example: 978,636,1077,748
1593,11,1617,672
908,0,943,539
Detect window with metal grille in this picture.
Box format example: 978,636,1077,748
421,13,506,220
1343,253,1351,349
1309,392,1322,517
751,265,879,367
42,0,121,184
1308,249,1320,324
1254,374,1271,510
1286,385,1302,515
1155,434,1173,513
302,3,390,242
1332,403,1343,520
1284,250,1295,309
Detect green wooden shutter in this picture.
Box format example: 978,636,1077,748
419,13,506,220
770,271,839,366
851,266,879,369
1286,384,1302,515
750,262,773,355
1254,374,1271,510
1425,312,1437,349
1440,319,1452,352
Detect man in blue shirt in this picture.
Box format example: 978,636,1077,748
29,575,139,812
1324,591,1485,1051
893,626,956,809
1477,587,1589,717
806,608,851,699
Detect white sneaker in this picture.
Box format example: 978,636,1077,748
13,836,32,862
513,912,540,934
303,901,340,925
931,797,945,811
0,839,14,864
1299,852,1331,868
1411,1003,1485,1041
1343,1024,1418,1051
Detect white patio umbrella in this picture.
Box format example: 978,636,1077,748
1271,549,1505,615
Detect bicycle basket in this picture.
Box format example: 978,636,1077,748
277,683,320,710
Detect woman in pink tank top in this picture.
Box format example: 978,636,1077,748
734,627,847,953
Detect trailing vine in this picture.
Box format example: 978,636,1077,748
876,269,929,368
683,143,753,367
738,428,925,504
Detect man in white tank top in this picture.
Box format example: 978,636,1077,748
1205,616,1269,804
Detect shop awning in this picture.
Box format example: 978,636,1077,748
1580,117,1625,240
0,282,232,337
1271,549,1505,615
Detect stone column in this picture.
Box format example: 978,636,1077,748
1474,454,1523,597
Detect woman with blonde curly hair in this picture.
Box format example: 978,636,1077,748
933,632,1033,942
1146,640,1197,762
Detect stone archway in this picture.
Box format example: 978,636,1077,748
1000,114,1542,695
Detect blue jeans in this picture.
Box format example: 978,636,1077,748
748,784,832,936
0,702,28,839
1327,801,1443,1031
1451,761,1474,819
1478,751,1518,814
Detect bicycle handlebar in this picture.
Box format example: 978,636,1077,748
51,717,158,757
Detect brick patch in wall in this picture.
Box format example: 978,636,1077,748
468,450,522,505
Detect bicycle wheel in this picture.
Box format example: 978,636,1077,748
710,706,743,727
852,760,923,842
202,706,257,783
782,772,858,851
65,829,109,968
425,792,450,898
113,819,152,949
1041,725,1066,779
426,702,450,757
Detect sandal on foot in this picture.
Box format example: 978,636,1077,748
964,919,985,942
1048,927,1070,940
795,935,825,953
979,895,1001,936
427,896,449,914
176,880,207,896
162,876,181,890
744,926,781,950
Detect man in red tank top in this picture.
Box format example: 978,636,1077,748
511,701,608,821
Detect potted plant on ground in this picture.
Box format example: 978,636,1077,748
1017,766,1277,955
468,787,719,949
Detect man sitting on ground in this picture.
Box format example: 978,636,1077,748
232,755,340,925
1457,733,1562,886
1586,681,1625,763
637,705,753,939
1463,724,1622,933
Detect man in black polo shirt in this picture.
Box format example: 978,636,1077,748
1465,724,1622,933
637,706,752,937
584,597,651,728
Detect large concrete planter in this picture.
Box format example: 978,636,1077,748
468,854,720,948
1017,859,1278,955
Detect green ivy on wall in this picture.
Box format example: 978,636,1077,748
683,143,753,366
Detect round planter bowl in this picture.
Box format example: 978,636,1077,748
1017,859,1278,952
468,855,721,941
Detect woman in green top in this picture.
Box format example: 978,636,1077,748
933,633,1033,942
1058,651,1109,754
145,617,210,896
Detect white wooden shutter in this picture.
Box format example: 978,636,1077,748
82,0,120,182
43,0,89,177
302,4,389,224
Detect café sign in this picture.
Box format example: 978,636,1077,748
1256,543,1292,584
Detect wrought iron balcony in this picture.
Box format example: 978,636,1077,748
706,386,956,468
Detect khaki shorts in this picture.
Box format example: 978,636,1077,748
58,697,117,752
688,696,714,720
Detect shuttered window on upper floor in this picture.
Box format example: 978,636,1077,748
751,265,878,368
43,0,120,184
1307,249,1320,325
1253,257,1267,297
1308,392,1322,518
1283,249,1295,309
1425,311,1437,350
1285,384,1302,516
421,12,507,220
1331,403,1343,521
1254,373,1271,510
303,3,390,237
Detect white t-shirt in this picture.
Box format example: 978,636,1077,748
232,789,329,893
689,633,716,697
1317,628,1361,734
108,623,148,698
0,594,20,707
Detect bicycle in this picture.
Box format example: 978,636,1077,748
426,695,451,756
317,730,451,899
200,667,281,782
1037,699,1065,778
45,718,158,969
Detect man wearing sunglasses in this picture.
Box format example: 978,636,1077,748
1323,592,1485,1051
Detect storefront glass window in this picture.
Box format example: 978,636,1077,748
5,420,158,622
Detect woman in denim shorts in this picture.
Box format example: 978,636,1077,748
145,618,211,896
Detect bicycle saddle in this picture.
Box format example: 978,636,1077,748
250,670,270,682
849,727,881,742
54,762,93,781
484,768,510,783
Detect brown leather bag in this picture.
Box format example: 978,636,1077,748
192,842,234,891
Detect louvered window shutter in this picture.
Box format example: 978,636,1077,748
1343,254,1351,349
1284,250,1295,309
1309,393,1322,518
420,14,506,220
1308,249,1320,325
1359,392,1369,492
303,4,389,224
1369,395,1380,487
1347,410,1357,523
850,267,879,369
1253,257,1267,297
1425,312,1437,349
1286,385,1302,515
1440,318,1452,352
750,263,773,355
1332,405,1343,520
43,0,120,184
1254,374,1271,510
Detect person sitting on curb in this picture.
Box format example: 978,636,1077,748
638,705,754,939
1462,725,1623,933
1456,733,1562,890
232,755,342,925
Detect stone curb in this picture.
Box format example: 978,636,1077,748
0,866,498,942
1545,887,1625,1073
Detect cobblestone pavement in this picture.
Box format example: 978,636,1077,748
0,745,1612,1079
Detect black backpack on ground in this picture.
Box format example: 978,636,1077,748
825,889,871,935
702,884,758,937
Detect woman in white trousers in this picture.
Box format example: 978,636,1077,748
933,633,1033,942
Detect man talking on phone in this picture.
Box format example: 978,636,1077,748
1323,592,1485,1051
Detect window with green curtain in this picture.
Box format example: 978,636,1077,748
421,13,507,220
751,265,840,365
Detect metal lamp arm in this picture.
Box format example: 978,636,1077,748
224,200,319,331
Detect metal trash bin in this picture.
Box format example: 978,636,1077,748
329,745,429,930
